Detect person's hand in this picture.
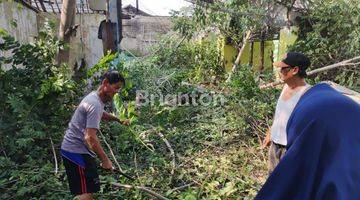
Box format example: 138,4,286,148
262,137,271,149
261,128,271,149
100,158,114,171
121,119,131,126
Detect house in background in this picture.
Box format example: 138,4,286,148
220,0,307,73
0,0,173,71
110,4,172,56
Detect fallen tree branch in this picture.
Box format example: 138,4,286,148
226,30,252,83
156,131,176,176
260,55,360,89
160,37,186,68
141,127,176,176
140,126,177,177
102,181,169,200
138,128,157,152
49,137,58,175
307,60,360,76
168,182,196,194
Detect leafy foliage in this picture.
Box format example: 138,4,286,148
0,22,81,199
0,25,273,200
2,0,358,199
290,0,360,90
171,0,287,45
88,36,278,198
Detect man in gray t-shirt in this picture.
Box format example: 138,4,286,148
61,91,105,156
61,71,129,199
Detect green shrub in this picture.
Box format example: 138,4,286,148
0,24,80,199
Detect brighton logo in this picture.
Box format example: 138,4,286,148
136,90,227,107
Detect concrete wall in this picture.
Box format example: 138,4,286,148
0,0,38,70
0,1,104,70
1,1,172,70
121,16,172,56
37,12,105,69
0,0,38,43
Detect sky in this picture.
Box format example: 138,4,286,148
122,0,192,16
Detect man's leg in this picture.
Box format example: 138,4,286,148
62,154,100,197
77,193,93,200
278,146,286,160
268,141,278,173
268,142,287,174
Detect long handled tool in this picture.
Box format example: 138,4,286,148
112,167,135,181
99,129,169,200
98,129,135,180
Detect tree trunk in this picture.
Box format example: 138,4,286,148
226,31,251,83
57,0,76,65
116,0,123,50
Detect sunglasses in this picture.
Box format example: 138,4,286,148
279,66,295,73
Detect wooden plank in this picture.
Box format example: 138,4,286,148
80,0,85,13
249,41,254,66
260,39,265,71
38,0,47,12
13,0,39,12
54,0,61,13
33,0,41,11
47,0,56,13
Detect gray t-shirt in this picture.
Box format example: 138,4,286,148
61,91,104,157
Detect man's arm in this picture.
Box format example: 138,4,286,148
102,111,130,125
84,128,113,170
101,111,120,122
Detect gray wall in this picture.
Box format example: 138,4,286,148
1,1,172,71
121,16,172,56
0,1,38,70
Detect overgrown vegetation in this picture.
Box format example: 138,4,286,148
0,30,275,199
1,0,359,199
290,0,360,90
0,22,82,199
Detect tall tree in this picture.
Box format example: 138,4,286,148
57,0,76,65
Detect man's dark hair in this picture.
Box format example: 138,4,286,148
102,70,125,86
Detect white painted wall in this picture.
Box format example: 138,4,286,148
72,13,106,69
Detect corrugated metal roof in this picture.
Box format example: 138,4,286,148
16,0,96,14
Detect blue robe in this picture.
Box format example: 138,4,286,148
255,83,360,200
